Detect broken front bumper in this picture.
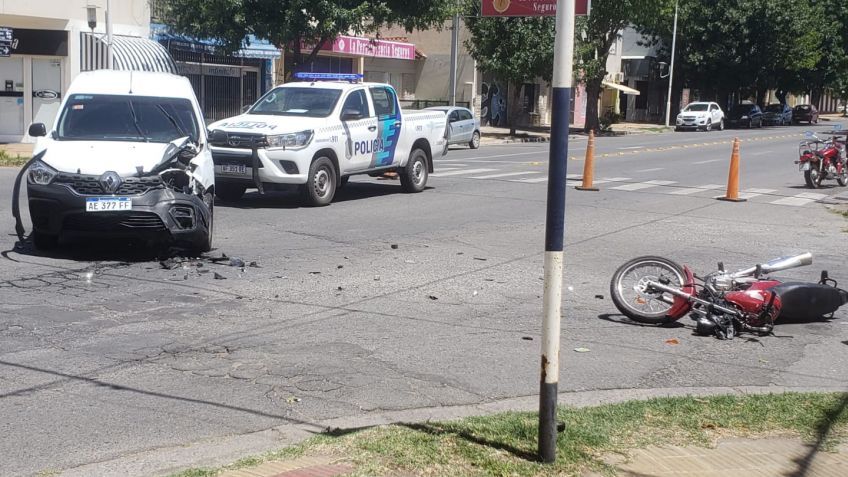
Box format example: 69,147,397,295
27,182,210,247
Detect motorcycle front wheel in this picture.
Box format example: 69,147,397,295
610,256,686,324
838,163,848,187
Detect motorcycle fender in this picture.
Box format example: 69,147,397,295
666,266,696,320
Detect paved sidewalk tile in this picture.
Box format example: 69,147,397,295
609,438,847,476
218,456,353,477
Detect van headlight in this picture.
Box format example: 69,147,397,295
265,130,313,150
27,160,58,185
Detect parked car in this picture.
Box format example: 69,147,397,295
792,104,819,125
762,103,793,126
23,70,214,252
426,106,481,149
675,102,725,131
726,103,763,128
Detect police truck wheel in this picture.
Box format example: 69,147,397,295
302,157,336,206
216,183,246,202
400,149,428,193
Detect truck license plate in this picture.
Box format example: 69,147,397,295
221,164,248,175
86,197,132,212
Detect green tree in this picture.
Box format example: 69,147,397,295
160,0,456,75
463,3,555,135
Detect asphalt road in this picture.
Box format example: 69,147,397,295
2,122,848,476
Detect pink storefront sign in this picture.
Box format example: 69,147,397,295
331,36,415,60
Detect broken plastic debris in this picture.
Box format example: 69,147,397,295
428,295,438,300
573,347,591,353
374,275,381,281
309,271,321,275
522,336,534,341
248,261,260,268
473,257,487,261
567,286,574,292
472,290,478,297
285,396,301,404
213,272,226,280
228,257,245,268
80,270,94,283
337,265,344,269
665,338,680,345
595,294,604,300
391,244,399,249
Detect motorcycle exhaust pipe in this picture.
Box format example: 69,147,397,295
733,252,813,277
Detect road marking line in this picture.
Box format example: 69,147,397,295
619,146,644,150
434,162,469,166
567,173,582,180
668,184,724,195
728,188,778,199
471,171,541,179
693,159,722,164
636,167,664,173
431,168,497,177
770,192,828,206
611,180,677,191
511,177,549,183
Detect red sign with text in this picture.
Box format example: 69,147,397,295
481,0,588,16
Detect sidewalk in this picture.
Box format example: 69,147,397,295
479,120,675,145
0,142,33,157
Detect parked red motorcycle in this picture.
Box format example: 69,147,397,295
610,253,848,339
796,128,847,188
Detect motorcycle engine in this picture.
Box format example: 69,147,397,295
711,273,735,292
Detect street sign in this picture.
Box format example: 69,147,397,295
0,27,12,57
481,0,588,16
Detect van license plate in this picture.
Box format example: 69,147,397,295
86,197,132,212
221,164,248,175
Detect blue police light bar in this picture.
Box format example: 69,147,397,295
293,72,363,83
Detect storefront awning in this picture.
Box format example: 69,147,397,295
81,33,176,74
150,23,281,60
602,80,640,95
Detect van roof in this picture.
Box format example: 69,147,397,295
67,70,197,99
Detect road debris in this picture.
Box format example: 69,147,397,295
665,338,680,345
574,347,591,353
213,272,226,280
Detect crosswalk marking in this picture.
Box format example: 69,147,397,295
737,188,777,200
511,177,549,183
669,184,724,195
611,180,677,191
636,167,664,173
591,177,632,185
431,168,497,177
471,171,541,179
770,192,827,206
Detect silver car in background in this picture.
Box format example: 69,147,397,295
426,106,481,149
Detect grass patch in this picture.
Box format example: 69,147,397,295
169,392,848,477
0,149,30,167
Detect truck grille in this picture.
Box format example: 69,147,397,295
55,174,164,196
209,131,267,149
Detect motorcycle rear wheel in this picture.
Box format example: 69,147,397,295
610,256,686,324
804,163,822,188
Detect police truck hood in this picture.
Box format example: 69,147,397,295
36,140,179,176
208,114,327,134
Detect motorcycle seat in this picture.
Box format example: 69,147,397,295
770,282,848,319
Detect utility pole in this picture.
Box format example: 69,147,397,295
664,0,678,127
106,0,114,69
539,0,575,463
449,12,459,106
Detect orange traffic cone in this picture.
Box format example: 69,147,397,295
576,130,599,191
717,138,746,202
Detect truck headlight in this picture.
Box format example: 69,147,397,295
27,160,58,185
266,130,314,150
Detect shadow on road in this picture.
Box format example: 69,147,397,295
216,182,433,210
597,313,686,329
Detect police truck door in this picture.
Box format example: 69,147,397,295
340,88,378,171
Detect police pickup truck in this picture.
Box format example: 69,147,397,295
208,73,449,206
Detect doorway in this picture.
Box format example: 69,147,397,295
32,58,63,128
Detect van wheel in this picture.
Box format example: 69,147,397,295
301,156,336,206
32,232,58,250
195,191,214,253
216,183,246,202
400,149,428,193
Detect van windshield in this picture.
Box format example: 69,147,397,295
56,94,199,143
249,87,342,117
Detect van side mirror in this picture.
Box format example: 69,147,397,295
28,123,47,137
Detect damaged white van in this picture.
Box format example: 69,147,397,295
18,70,214,253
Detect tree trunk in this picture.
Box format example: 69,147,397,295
811,89,823,109
584,78,603,133
508,82,523,136
775,89,787,105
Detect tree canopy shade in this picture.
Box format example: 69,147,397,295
160,0,457,74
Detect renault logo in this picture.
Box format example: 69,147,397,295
99,171,122,193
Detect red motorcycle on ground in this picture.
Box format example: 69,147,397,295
796,128,848,188
610,253,848,339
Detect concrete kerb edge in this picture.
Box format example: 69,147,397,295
63,384,848,477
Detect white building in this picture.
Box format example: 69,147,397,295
0,0,169,142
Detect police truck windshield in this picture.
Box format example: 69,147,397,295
249,87,342,118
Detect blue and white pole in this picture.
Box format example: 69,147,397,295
539,0,575,463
